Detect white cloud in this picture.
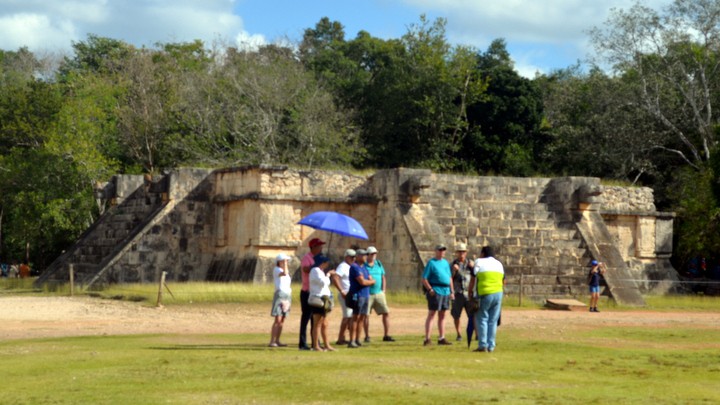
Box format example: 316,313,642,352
235,31,267,51
402,0,670,72
0,12,77,51
0,0,246,52
403,0,669,44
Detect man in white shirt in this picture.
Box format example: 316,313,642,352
332,249,355,344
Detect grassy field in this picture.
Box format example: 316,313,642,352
2,325,719,404
2,279,720,403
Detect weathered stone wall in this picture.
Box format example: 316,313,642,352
599,185,676,290
210,166,377,284
600,186,656,212
101,168,215,284
38,166,676,301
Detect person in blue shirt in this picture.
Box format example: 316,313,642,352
345,249,375,348
363,246,395,343
421,244,454,346
588,260,606,312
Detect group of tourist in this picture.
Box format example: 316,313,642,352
422,243,505,352
268,238,507,353
268,234,613,353
0,260,31,278
293,239,394,351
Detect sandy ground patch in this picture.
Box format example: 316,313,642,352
1,296,718,341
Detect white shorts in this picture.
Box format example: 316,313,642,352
338,292,353,318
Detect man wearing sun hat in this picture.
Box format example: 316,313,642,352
363,246,395,343
298,237,325,350
421,243,454,346
451,242,474,342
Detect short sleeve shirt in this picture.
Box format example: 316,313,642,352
335,261,351,293
273,266,292,295
348,262,371,298
451,258,473,297
300,252,315,292
423,258,452,296
365,260,385,295
473,257,504,296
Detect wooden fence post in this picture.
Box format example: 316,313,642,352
156,271,167,307
519,274,524,306
69,264,74,297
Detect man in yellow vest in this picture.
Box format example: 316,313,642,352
469,246,504,352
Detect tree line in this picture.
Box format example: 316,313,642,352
1,1,719,271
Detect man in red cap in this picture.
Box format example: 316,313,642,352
298,237,325,350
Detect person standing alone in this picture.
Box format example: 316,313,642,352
269,254,292,347
588,260,606,312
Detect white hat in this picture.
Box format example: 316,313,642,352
275,253,292,262
345,249,357,257
367,246,378,254
455,243,467,251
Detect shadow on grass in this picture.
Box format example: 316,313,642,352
148,343,298,351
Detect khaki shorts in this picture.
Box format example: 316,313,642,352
366,291,390,315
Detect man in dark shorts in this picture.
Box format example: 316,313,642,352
345,249,375,348
451,243,474,341
421,244,454,346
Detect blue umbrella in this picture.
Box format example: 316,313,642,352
298,211,369,240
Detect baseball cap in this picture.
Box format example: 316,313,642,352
356,248,368,255
435,244,447,251
308,238,326,248
345,249,357,257
275,253,291,262
455,243,467,251
314,255,330,266
367,246,378,254
591,260,598,266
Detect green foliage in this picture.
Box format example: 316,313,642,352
0,148,97,266
59,34,134,76
669,166,720,264
301,16,489,171
463,39,546,175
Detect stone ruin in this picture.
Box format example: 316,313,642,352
36,166,677,305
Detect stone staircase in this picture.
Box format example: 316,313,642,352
403,176,593,300
35,176,169,287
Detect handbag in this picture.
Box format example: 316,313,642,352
323,294,334,313
308,294,324,308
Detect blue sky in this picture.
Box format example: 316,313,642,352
0,0,669,78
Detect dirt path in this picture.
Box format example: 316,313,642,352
1,296,718,341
